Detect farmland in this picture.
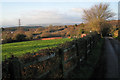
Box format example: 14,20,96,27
2,38,73,60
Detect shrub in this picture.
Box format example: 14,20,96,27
15,34,26,41
25,31,33,40
41,32,51,38
2,37,13,44
75,24,77,27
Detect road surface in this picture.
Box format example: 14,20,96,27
91,37,120,80
104,37,120,79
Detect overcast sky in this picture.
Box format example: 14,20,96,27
0,0,119,27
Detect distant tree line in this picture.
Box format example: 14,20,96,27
1,23,87,44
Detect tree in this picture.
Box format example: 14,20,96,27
1,27,5,31
2,36,13,43
118,30,120,40
82,3,115,33
80,23,85,27
36,27,45,32
41,32,51,38
75,24,77,27
100,22,112,37
15,34,26,41
65,25,67,28
25,31,33,40
2,31,14,43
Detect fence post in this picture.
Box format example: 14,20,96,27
59,49,64,78
94,34,97,46
91,36,93,49
75,40,80,67
92,35,95,48
4,55,7,61
89,36,92,54
85,39,88,61
8,55,22,80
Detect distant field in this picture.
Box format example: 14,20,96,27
2,38,73,60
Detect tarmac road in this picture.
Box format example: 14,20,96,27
104,37,120,79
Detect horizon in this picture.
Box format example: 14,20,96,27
1,1,118,27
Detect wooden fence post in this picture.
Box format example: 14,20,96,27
4,55,7,61
89,37,92,53
94,34,97,46
92,36,95,48
75,40,80,67
85,39,88,61
91,36,94,48
8,55,22,80
59,49,64,78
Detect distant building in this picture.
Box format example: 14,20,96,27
11,32,14,33
1,39,3,41
81,34,86,38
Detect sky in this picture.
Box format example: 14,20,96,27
0,0,119,27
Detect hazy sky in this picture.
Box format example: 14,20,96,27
0,1,119,27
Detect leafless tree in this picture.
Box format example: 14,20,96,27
82,3,115,33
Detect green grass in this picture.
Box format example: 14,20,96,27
115,37,120,41
2,38,73,60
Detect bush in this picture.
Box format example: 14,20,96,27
2,37,13,44
75,24,77,27
35,35,41,39
25,31,33,40
15,34,26,41
118,30,120,39
100,22,112,37
41,32,51,38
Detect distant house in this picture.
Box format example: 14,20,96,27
11,32,14,33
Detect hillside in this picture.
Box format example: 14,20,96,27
107,20,120,26
1,23,85,43
1,20,119,44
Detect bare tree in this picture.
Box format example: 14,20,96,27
82,3,115,33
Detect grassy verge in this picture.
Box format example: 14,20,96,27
115,37,120,41
67,38,104,79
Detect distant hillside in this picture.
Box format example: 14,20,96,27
107,20,120,26
23,26,43,28
2,20,119,44
2,26,43,31
1,23,84,42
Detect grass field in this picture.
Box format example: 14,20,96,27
2,38,73,60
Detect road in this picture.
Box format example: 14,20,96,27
67,37,120,79
104,37,120,79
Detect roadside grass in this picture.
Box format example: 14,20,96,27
67,38,104,79
115,37,120,41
